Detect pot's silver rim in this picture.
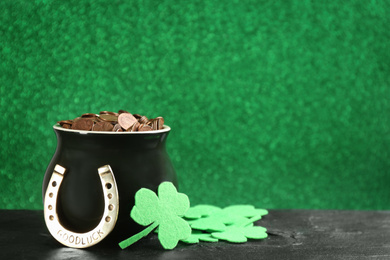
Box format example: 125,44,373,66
53,124,171,135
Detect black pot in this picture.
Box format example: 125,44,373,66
42,124,177,244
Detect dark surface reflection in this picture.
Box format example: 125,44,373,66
43,248,100,260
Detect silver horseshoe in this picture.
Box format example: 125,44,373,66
44,164,119,248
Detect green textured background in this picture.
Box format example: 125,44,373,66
1,0,389,210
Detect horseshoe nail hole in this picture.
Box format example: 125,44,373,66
49,215,54,221
52,181,57,187
108,204,114,211
105,216,111,222
48,205,53,210
107,193,112,199
105,183,112,189
49,193,53,198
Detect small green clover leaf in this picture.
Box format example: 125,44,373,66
119,182,191,250
189,211,247,232
180,230,219,244
210,215,268,243
184,205,222,219
222,205,268,218
187,204,268,232
154,223,219,244
211,225,268,243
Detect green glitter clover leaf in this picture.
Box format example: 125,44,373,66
211,216,268,243
119,182,191,250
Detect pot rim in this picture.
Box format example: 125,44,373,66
53,124,171,135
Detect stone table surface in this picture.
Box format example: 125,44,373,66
0,209,389,259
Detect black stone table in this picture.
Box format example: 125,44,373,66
1,209,389,259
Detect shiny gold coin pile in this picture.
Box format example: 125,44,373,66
57,111,165,132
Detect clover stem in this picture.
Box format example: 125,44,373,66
119,222,159,249
240,215,263,227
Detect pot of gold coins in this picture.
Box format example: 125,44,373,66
42,110,177,248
